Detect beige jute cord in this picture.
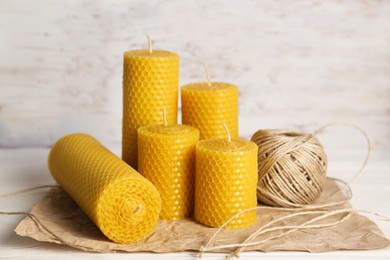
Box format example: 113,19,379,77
313,122,371,188
0,210,97,252
252,122,371,208
0,185,76,248
0,185,99,251
198,208,390,258
0,185,58,199
198,122,388,258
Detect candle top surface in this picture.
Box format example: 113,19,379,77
181,82,237,91
138,124,199,136
124,49,178,58
198,138,257,152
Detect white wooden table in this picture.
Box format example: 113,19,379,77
1,147,389,259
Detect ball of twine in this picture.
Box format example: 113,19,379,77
251,129,328,207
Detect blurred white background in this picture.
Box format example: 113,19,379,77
0,1,389,258
1,0,389,152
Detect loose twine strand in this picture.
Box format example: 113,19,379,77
0,210,80,249
198,122,388,258
0,185,58,199
0,185,83,249
313,122,371,187
0,209,99,252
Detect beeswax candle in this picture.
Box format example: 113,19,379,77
48,133,161,244
194,127,258,228
138,123,199,220
181,65,238,140
122,41,179,169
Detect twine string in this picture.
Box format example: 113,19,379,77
199,207,347,257
0,211,62,242
199,207,390,258
203,210,353,254
306,122,371,204
208,212,351,256
252,122,371,207
0,185,75,248
252,129,328,207
228,208,390,258
0,211,98,251
313,122,372,188
0,185,58,199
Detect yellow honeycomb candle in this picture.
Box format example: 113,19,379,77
181,78,238,140
194,126,258,228
48,133,161,244
138,123,199,220
122,41,179,169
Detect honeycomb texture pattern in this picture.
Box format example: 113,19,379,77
122,50,179,169
181,82,238,140
194,138,258,228
138,124,199,220
48,133,162,244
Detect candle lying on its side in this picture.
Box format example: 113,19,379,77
48,133,161,244
194,126,258,228
138,123,199,220
122,41,179,169
181,81,238,140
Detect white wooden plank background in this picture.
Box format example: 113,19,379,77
0,1,389,258
0,0,389,150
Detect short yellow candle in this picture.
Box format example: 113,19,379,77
181,64,238,140
138,120,199,220
48,133,161,244
122,37,179,169
194,126,258,228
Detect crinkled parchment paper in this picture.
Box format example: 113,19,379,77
15,180,389,253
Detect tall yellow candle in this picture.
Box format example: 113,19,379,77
48,133,161,244
181,64,238,140
194,125,258,228
122,37,179,169
138,116,199,220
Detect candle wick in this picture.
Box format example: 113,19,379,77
147,34,153,54
204,62,212,87
133,204,142,214
223,123,231,142
163,106,168,126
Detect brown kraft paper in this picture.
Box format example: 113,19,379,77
15,179,390,253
